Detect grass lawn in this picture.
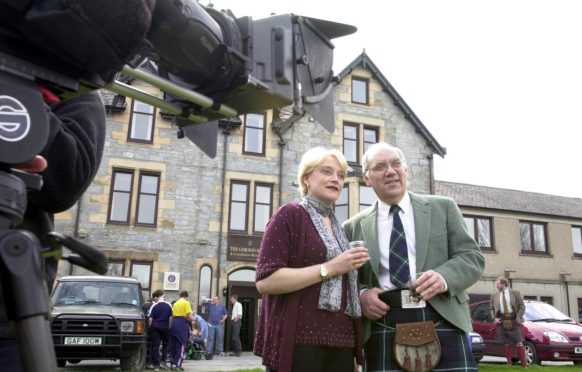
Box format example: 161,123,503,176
478,363,579,371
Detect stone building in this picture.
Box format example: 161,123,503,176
53,52,582,352
436,181,582,320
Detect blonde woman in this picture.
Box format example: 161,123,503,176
254,147,370,372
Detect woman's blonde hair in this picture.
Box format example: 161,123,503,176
297,147,348,197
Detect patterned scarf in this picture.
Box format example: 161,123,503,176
302,195,361,318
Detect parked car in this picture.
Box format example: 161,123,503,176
470,300,582,365
469,331,485,362
50,276,148,371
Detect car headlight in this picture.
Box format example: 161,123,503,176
544,331,569,343
120,321,136,333
471,334,484,344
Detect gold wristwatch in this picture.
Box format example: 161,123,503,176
319,264,329,281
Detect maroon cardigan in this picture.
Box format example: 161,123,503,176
254,203,356,371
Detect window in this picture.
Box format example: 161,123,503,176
136,172,160,226
108,168,161,227
130,261,152,299
578,298,582,321
334,187,349,223
229,181,250,232
363,126,378,153
524,295,537,301
109,170,134,224
128,100,155,143
572,226,582,256
229,180,274,235
243,113,265,155
520,221,548,254
107,260,125,276
464,216,493,251
253,183,272,233
343,123,358,163
352,77,368,104
359,185,376,211
540,296,553,305
198,265,212,304
343,122,378,164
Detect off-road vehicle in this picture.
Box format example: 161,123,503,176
50,275,147,371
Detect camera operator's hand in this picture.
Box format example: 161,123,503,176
14,156,48,173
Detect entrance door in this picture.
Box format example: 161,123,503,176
225,280,260,352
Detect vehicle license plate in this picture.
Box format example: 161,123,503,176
575,346,582,354
64,337,102,345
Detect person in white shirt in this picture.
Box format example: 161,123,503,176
229,294,243,356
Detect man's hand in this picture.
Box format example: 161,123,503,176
411,270,446,301
14,156,48,173
360,287,390,320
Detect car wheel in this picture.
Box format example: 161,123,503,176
57,359,66,368
67,359,81,364
524,341,540,366
120,343,147,372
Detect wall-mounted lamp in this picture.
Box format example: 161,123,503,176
560,272,572,317
504,268,515,277
559,271,572,281
504,268,516,287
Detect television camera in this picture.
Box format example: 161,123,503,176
0,0,356,370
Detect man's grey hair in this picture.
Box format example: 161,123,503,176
361,142,408,173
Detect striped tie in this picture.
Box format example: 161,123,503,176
389,205,410,288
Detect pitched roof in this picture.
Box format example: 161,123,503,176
435,180,582,220
337,51,446,158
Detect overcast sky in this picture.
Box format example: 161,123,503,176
210,0,582,198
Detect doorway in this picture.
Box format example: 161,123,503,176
225,270,260,352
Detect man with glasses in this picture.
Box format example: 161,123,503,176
343,142,484,371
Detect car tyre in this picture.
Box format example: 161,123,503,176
57,359,66,368
524,341,540,366
120,343,147,372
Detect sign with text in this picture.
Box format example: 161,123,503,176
163,272,180,291
227,235,261,262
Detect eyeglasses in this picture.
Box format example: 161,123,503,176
368,160,404,173
315,166,346,180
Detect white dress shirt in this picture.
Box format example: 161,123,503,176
377,193,419,290
231,301,243,321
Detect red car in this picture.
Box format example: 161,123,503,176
470,300,582,365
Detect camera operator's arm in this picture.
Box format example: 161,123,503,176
27,92,106,213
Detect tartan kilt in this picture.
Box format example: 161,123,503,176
364,306,477,372
496,319,524,344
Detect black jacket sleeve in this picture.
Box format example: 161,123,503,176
27,91,106,213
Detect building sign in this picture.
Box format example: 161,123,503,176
227,235,261,262
163,272,180,291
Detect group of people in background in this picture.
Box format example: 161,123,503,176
145,290,242,371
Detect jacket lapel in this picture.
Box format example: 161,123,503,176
411,193,431,271
361,201,381,277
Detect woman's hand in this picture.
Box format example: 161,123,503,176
327,246,370,277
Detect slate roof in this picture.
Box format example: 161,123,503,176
435,181,582,220
337,51,446,158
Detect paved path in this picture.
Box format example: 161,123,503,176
176,352,265,372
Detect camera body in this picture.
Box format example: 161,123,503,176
0,0,356,163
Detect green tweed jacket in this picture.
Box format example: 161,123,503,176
343,192,485,342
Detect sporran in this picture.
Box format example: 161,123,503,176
394,320,441,372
